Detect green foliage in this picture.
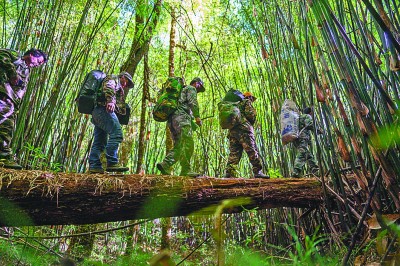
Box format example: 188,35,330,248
372,101,400,149
0,197,34,226
224,245,267,266
23,142,63,172
111,249,153,266
0,239,58,266
267,168,282,178
278,225,340,266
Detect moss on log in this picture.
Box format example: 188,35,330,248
0,169,323,226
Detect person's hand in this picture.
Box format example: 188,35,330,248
9,76,20,86
195,117,202,126
106,102,115,113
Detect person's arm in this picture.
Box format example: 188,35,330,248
243,99,256,125
187,86,202,125
303,114,314,130
102,76,117,113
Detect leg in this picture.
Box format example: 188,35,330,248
0,98,15,158
104,113,123,166
161,121,181,171
0,98,21,169
305,149,319,174
89,125,107,170
92,107,123,166
293,146,308,177
241,131,268,178
179,126,194,175
225,135,243,178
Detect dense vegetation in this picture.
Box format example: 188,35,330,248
0,0,399,265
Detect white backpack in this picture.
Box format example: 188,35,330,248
280,99,300,145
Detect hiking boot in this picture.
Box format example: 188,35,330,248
223,173,233,178
89,168,105,174
156,163,171,175
254,171,270,179
106,163,129,172
292,172,301,178
0,158,23,170
311,167,319,176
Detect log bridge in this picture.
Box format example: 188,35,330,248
0,169,324,226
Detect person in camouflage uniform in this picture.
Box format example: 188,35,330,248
88,71,134,173
157,77,205,177
224,91,269,179
292,107,319,177
0,48,47,169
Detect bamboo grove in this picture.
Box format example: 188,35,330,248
0,0,399,264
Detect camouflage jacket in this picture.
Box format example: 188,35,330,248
229,98,256,135
99,74,128,115
175,85,200,119
297,114,313,142
0,49,30,104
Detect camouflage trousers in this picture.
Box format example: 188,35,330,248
226,129,263,177
293,140,318,176
0,96,16,159
162,115,194,174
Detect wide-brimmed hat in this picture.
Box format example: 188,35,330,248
119,71,134,88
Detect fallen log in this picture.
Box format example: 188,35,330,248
0,169,324,226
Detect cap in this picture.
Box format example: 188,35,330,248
119,71,134,88
190,77,205,92
243,91,256,100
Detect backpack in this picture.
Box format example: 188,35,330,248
223,89,245,102
116,103,131,125
0,49,20,83
280,99,299,145
0,49,19,62
152,77,184,122
218,101,242,129
76,70,106,114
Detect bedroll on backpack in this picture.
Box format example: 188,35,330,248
223,89,245,102
0,49,19,62
218,101,242,129
152,77,184,122
0,49,19,84
280,99,299,145
76,70,106,114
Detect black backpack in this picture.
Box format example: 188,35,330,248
76,70,106,114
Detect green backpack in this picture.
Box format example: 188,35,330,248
218,101,242,129
218,89,245,129
0,49,20,83
152,77,184,122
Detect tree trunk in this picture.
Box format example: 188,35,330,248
135,52,149,174
120,0,163,75
0,169,324,226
